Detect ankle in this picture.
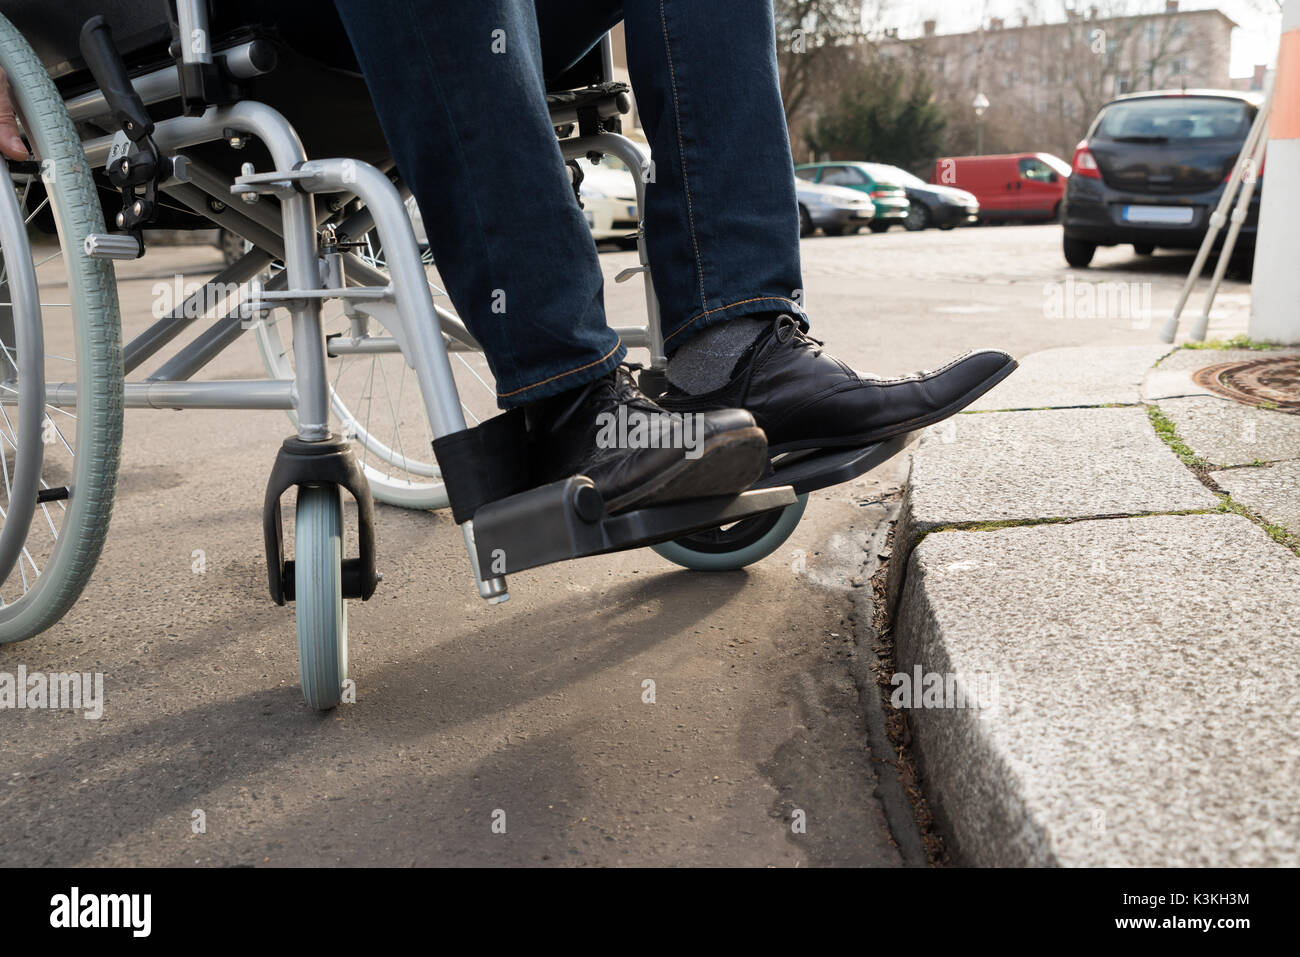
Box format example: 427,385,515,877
667,315,774,395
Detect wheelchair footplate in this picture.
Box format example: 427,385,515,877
432,410,918,581
469,479,797,578
754,432,920,497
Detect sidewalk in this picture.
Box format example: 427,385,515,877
887,340,1300,866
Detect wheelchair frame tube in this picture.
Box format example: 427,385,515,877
46,380,295,410
294,159,464,441
163,102,331,439
64,41,272,124
146,271,291,383
293,158,507,602
560,132,666,368
122,245,274,375
176,0,213,66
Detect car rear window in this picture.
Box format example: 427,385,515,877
860,164,903,186
820,166,867,186
1096,97,1251,142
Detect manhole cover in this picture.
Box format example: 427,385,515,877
1192,356,1300,413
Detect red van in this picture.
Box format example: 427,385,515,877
930,153,1071,222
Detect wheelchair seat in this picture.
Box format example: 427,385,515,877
2,1,630,231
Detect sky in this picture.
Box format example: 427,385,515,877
881,0,1284,76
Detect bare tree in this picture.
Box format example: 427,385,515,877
775,0,878,120
890,1,1226,160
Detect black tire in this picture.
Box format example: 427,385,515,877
904,203,931,231
798,205,813,237
822,224,846,237
1063,235,1096,268
868,221,890,234
1050,202,1062,223
1133,243,1155,256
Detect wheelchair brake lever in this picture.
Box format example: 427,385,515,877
79,16,162,232
79,16,154,145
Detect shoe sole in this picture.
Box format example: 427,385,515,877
768,355,1020,455
605,426,769,514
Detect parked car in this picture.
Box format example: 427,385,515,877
877,166,979,231
1062,89,1263,267
576,153,641,247
794,179,876,236
929,152,1070,223
795,161,909,232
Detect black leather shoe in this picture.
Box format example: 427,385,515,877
658,315,1017,454
525,365,768,513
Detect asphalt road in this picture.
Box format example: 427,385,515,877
0,224,1249,866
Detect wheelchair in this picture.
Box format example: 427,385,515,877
0,0,914,709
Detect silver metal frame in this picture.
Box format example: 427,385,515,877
42,15,661,601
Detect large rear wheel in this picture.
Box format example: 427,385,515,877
0,15,122,642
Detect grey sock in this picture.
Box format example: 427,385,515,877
667,316,770,395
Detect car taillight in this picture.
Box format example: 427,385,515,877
1072,143,1101,179
870,189,890,198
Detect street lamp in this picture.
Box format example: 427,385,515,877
973,92,990,154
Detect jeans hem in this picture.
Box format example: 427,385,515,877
494,341,627,407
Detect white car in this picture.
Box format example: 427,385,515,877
577,154,641,246
795,179,876,237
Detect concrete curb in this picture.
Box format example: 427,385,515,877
887,344,1300,866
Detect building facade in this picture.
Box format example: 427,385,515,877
875,2,1237,163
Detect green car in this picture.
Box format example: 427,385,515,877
795,162,911,233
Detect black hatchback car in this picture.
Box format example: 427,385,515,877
1062,90,1263,267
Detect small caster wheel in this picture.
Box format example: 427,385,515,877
651,494,809,571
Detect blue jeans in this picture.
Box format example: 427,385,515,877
332,0,805,406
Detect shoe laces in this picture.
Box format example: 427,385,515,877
545,364,661,434
773,314,823,358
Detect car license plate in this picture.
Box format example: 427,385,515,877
1123,205,1194,225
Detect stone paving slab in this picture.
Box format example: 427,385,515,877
969,344,1173,411
1142,369,1218,401
1158,396,1300,467
1156,346,1300,374
903,407,1219,537
1211,461,1300,535
894,513,1300,866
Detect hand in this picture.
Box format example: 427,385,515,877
0,67,29,160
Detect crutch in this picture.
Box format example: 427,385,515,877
1186,129,1268,341
1159,73,1275,343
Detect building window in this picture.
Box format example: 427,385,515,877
1171,57,1188,75
1116,76,1132,95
